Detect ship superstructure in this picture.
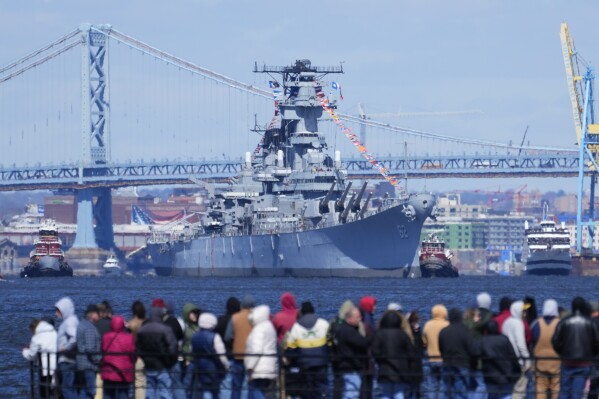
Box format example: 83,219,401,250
146,60,436,276
524,205,572,276
20,220,73,277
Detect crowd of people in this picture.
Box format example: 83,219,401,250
21,292,599,399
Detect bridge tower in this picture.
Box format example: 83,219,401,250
72,23,115,252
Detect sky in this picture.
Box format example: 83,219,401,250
0,1,598,194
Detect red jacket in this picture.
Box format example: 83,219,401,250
272,292,298,342
494,310,511,333
101,316,136,383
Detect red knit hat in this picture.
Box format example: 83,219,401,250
151,298,166,308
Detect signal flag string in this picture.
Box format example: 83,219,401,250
319,94,402,190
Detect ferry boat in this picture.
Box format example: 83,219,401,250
523,205,572,276
102,254,122,276
20,220,73,277
419,232,458,278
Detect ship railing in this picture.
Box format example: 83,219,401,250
24,351,592,399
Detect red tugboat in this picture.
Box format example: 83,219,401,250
20,220,73,277
419,233,459,278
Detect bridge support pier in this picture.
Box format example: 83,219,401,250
69,188,115,275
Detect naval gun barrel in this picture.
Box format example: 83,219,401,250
352,182,368,213
319,182,336,214
359,192,373,219
340,193,356,224
335,182,352,213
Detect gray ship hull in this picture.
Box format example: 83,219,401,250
148,193,434,277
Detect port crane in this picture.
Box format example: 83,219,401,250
560,22,599,253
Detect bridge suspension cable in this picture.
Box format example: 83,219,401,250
0,41,80,84
103,28,272,99
337,112,575,154
0,29,79,76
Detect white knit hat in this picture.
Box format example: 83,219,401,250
476,292,492,310
198,312,217,330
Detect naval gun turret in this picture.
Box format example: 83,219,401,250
340,193,356,224
319,182,336,214
351,182,368,213
335,182,352,213
359,192,373,219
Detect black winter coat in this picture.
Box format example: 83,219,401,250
334,321,372,373
373,312,418,383
478,334,521,386
552,312,599,364
438,321,476,370
137,309,178,370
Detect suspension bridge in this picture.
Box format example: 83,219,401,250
0,24,581,250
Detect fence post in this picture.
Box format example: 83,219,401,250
29,360,35,399
278,351,285,399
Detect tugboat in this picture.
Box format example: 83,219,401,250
102,254,122,277
20,220,73,277
419,232,459,278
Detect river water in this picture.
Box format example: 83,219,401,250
2,275,597,397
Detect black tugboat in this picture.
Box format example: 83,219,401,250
20,220,73,277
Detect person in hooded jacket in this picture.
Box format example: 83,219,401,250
358,296,377,399
137,304,178,399
438,308,476,399
372,310,417,399
55,296,79,399
23,318,58,398
552,297,599,399
101,315,136,399
531,299,560,399
182,303,201,397
284,301,330,399
191,312,229,399
272,292,299,343
477,320,521,399
422,304,449,399
502,301,531,399
245,305,278,399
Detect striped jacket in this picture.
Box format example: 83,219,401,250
284,314,330,369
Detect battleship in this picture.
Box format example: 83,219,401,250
146,60,436,277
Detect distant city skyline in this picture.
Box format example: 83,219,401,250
0,1,597,193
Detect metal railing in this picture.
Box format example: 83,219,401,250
25,351,599,399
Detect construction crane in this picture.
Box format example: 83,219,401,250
517,125,529,157
514,184,528,214
560,22,599,253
